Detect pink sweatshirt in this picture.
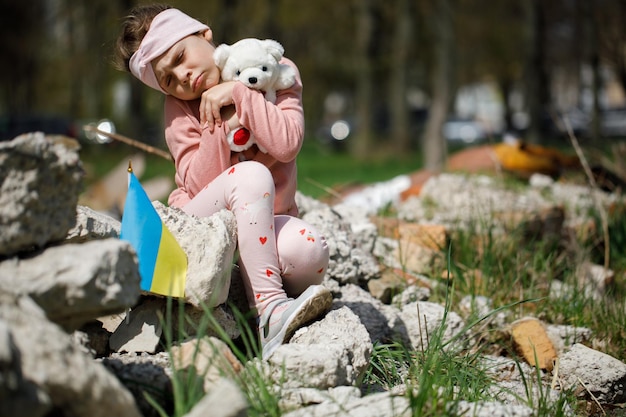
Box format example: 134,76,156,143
164,58,304,216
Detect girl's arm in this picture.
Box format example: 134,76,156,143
164,96,232,203
232,58,304,163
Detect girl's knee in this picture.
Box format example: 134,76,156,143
234,161,273,186
230,161,275,203
275,216,330,296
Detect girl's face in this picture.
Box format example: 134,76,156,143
151,30,221,100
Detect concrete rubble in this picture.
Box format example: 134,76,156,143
1,132,625,416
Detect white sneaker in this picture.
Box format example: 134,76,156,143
258,285,332,360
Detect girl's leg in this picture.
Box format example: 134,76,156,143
274,215,329,297
182,161,285,313
182,161,332,359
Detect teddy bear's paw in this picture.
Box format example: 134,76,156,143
276,64,297,89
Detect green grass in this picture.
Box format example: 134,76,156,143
296,139,421,199
448,203,626,361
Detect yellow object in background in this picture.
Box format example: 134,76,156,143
492,139,579,178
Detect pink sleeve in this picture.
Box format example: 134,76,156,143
164,96,232,206
232,58,304,163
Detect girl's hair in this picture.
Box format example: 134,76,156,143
113,3,172,72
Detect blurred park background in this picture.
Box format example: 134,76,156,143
2,0,626,187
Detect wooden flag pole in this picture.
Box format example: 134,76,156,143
83,125,173,161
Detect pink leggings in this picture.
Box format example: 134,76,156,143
181,161,329,314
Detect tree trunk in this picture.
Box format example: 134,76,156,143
499,78,514,132
607,0,626,101
523,0,548,143
389,0,412,152
583,0,601,140
422,0,455,172
0,1,45,114
351,0,374,159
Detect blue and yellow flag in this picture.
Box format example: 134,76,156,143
120,166,187,297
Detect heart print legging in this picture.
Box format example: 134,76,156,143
181,161,329,315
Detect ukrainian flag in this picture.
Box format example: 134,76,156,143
120,167,187,298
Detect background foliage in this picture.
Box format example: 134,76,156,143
2,0,625,166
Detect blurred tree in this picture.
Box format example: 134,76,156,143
582,0,601,140
388,0,412,152
598,0,626,95
456,0,525,133
351,0,375,159
421,0,456,171
522,0,549,143
0,0,46,114
5,0,626,156
273,0,358,144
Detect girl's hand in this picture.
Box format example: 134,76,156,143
199,81,236,132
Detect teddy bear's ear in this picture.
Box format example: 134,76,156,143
261,39,285,61
213,44,231,69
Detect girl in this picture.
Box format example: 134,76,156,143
114,4,331,359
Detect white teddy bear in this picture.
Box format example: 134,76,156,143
214,38,296,152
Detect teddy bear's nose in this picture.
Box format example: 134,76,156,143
248,77,258,84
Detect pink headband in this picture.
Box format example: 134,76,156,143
129,9,209,93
